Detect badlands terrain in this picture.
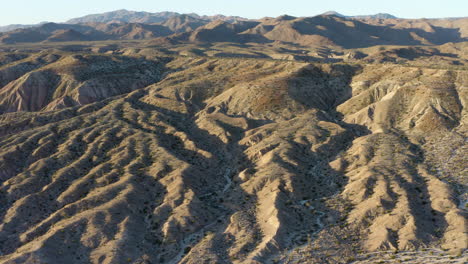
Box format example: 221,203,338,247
0,10,467,264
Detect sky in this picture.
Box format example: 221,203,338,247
0,0,467,26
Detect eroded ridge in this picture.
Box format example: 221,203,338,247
0,55,466,263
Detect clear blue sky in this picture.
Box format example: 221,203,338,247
1,0,467,25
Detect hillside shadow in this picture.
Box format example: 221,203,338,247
287,63,361,112
273,61,371,261
393,47,458,60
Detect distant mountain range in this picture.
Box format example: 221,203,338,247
0,9,249,32
3,9,468,33
0,10,466,48
321,11,398,19
0,22,50,33
66,10,180,24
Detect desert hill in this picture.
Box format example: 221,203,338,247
0,8,467,264
45,29,90,42
0,13,467,48
106,23,173,39
0,53,166,113
0,51,466,263
240,15,467,48
161,15,208,33
0,23,108,44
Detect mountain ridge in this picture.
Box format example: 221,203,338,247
2,9,467,32
1,14,467,48
321,11,397,19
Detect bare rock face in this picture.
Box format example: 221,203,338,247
0,55,466,264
